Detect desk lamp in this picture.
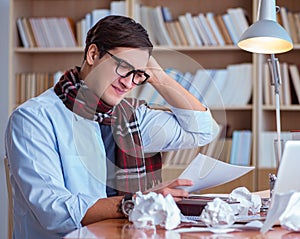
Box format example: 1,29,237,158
238,0,293,172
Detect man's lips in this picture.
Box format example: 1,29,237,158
112,85,127,95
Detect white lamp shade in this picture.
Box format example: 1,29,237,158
238,20,293,54
238,0,293,54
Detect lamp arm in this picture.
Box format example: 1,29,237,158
268,54,282,170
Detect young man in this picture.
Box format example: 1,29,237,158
5,15,219,238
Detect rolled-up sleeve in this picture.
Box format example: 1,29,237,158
136,105,219,152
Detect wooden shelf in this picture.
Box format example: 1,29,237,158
11,0,300,192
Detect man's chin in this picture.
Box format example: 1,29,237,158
102,97,123,107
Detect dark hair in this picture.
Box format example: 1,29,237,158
84,15,153,59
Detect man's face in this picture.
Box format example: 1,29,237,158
85,47,150,106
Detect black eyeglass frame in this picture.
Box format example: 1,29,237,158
103,50,150,85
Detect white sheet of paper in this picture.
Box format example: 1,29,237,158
177,153,254,192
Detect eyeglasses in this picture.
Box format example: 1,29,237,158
103,50,150,85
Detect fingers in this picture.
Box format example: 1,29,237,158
159,187,189,199
148,178,193,199
167,178,193,188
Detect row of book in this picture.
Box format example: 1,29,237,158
15,62,252,107
162,127,252,167
76,1,127,47
17,17,77,48
70,5,300,47
263,62,300,106
16,1,126,48
197,130,300,168
17,2,251,48
130,63,252,108
138,5,250,47
15,71,62,104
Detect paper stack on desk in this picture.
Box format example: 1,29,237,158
177,153,254,193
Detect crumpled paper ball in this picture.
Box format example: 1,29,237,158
199,197,235,227
128,192,181,230
229,187,262,215
279,192,300,231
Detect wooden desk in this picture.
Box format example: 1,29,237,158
64,219,300,239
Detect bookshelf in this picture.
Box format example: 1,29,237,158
10,0,299,193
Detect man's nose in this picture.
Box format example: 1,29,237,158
119,74,134,89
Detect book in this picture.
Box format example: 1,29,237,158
236,130,252,166
15,73,21,104
185,13,203,46
279,6,291,37
263,63,272,105
287,12,298,44
289,64,300,104
29,18,47,47
230,130,252,166
294,13,300,44
76,20,83,47
205,124,225,158
192,16,210,46
174,20,189,46
230,63,252,106
152,6,173,46
188,69,211,102
77,17,87,47
222,13,239,45
22,17,37,47
161,6,172,22
205,69,228,107
110,1,126,16
140,6,158,45
178,15,197,46
133,2,141,23
16,17,30,48
166,21,181,45
198,13,217,45
206,12,225,46
47,18,64,47
40,18,53,47
219,138,232,163
280,62,291,106
91,9,111,27
221,63,252,106
214,14,233,45
59,18,77,47
227,8,249,39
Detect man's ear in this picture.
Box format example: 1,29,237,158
86,44,98,65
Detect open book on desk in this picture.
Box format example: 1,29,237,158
177,153,254,193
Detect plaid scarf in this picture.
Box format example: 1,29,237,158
54,67,162,194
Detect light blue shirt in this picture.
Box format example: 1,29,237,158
5,88,219,239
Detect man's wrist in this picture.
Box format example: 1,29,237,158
119,193,135,217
